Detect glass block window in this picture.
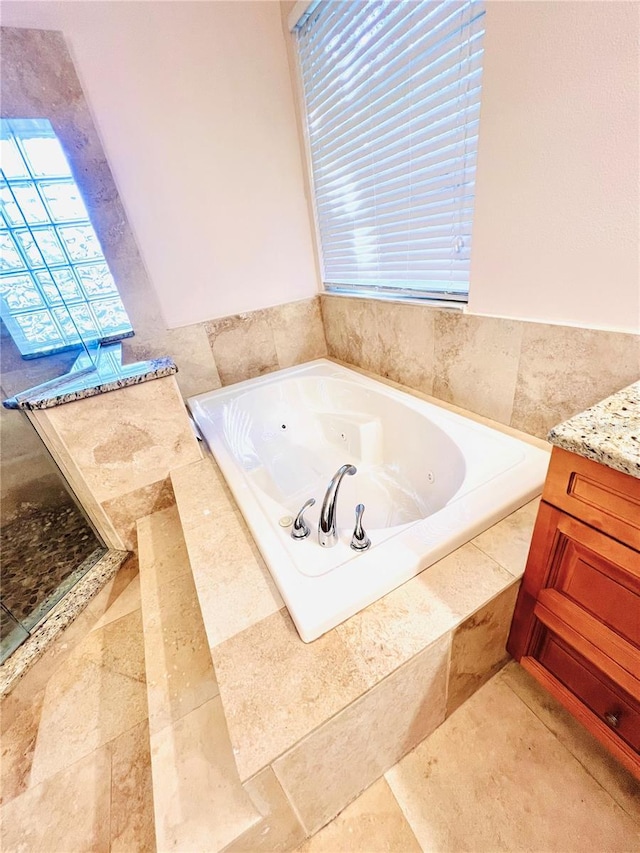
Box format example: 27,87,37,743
0,118,133,358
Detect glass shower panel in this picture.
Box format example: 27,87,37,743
0,148,107,663
0,603,29,664
0,403,106,642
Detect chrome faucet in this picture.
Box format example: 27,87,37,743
350,503,371,551
291,497,315,540
318,464,356,547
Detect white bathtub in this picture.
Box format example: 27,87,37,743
188,360,549,642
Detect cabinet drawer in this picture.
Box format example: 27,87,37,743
537,631,640,753
543,447,640,550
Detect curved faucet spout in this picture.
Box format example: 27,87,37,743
318,464,357,548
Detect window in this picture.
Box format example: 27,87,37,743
294,0,485,302
0,119,133,358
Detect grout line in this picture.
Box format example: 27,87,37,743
71,641,148,689
442,629,453,718
236,632,451,786
107,737,114,851
105,716,151,753
270,763,311,839
5,727,120,808
467,539,518,580
380,775,425,852
146,690,220,742
90,590,141,634
499,670,640,827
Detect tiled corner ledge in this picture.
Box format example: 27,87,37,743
3,342,177,411
0,342,196,689
169,368,546,835
6,345,202,552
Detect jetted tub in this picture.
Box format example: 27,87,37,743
189,360,549,642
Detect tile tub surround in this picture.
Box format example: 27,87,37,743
137,504,315,852
548,380,640,478
320,294,640,440
137,506,265,852
126,294,327,399
170,382,544,835
25,373,202,552
205,297,328,386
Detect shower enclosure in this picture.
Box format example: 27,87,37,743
0,120,118,663
0,328,107,663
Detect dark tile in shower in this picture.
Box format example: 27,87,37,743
1,499,105,630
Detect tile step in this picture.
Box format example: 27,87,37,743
136,504,265,852
168,453,527,841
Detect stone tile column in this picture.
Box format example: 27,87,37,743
26,375,202,551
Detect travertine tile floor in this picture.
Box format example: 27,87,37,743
1,560,639,853
0,559,153,853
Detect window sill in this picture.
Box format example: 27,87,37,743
320,288,466,312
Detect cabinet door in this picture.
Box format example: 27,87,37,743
508,501,561,660
542,512,640,648
507,502,640,664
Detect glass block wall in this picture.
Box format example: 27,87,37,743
0,118,133,358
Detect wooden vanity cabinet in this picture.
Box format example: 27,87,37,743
508,446,640,779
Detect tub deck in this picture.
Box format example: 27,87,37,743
170,372,547,835
188,359,549,641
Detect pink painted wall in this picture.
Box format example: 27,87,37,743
469,1,639,332
3,1,638,333
1,0,319,327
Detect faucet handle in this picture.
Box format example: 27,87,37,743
350,503,371,551
291,498,315,540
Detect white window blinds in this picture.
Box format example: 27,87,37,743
295,0,485,301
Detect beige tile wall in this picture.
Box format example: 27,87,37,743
205,297,327,386
321,295,640,439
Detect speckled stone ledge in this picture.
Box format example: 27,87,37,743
548,381,640,479
0,548,129,697
3,343,177,411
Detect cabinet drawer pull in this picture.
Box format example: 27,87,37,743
604,711,620,728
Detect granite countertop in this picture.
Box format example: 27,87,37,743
3,343,177,411
547,381,640,479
